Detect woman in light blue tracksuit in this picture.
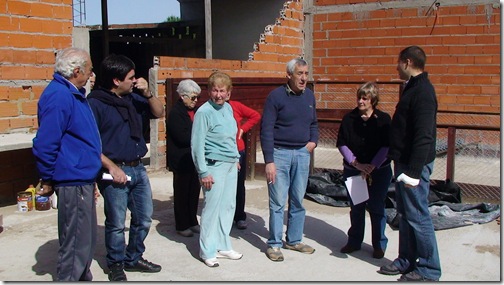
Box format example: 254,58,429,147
191,72,241,268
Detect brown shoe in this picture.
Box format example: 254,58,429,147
266,247,284,262
284,242,315,254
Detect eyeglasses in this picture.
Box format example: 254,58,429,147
184,95,200,101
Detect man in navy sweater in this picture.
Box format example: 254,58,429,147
260,58,319,262
378,46,441,281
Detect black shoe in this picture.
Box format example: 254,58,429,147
340,244,360,254
108,263,127,281
377,263,405,275
124,258,161,273
373,248,385,259
398,271,438,282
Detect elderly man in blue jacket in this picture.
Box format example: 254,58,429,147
32,47,101,281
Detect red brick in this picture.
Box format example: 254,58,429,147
8,33,33,48
20,101,38,115
9,117,35,129
52,5,72,19
480,86,500,95
0,65,25,80
0,119,9,133
19,17,46,33
0,102,19,117
7,1,30,15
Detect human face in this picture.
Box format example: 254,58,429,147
287,64,309,93
89,72,96,89
75,55,93,89
181,93,200,109
209,84,229,105
115,69,136,96
357,94,373,114
396,58,410,81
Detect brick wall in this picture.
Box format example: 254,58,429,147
310,1,501,116
0,0,73,134
152,1,306,168
0,0,73,204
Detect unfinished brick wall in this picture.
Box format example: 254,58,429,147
0,0,73,204
310,1,501,116
0,0,73,134
151,0,306,168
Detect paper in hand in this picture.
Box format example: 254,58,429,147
344,175,369,205
102,173,132,181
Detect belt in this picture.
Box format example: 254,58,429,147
113,159,141,167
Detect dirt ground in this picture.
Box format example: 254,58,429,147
0,169,500,282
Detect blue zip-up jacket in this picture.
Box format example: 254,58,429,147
32,73,102,186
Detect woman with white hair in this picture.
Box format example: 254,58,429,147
167,79,202,237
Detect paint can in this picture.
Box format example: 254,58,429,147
17,191,33,212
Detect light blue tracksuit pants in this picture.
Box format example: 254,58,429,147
199,160,238,260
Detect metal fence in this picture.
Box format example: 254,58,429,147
253,81,500,201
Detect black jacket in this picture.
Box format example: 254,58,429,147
388,72,438,179
337,107,391,167
166,100,197,173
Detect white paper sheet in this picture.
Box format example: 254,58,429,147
345,175,369,205
102,173,131,181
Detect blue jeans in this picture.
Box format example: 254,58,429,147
97,163,154,267
199,160,237,260
392,161,441,280
343,164,392,251
267,147,311,248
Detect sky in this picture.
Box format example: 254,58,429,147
79,0,181,26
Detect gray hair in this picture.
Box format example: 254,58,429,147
286,58,308,75
176,79,201,96
54,47,89,79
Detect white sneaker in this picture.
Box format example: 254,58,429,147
203,257,219,267
217,250,243,260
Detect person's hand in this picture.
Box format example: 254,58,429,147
109,166,128,185
265,162,276,185
237,161,241,171
237,129,244,140
37,181,54,197
305,142,316,153
200,175,214,190
135,77,150,97
94,183,100,202
361,163,375,175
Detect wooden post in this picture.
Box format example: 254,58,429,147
446,127,456,181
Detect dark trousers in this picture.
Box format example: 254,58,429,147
234,150,247,222
55,184,96,281
173,170,201,231
343,164,392,251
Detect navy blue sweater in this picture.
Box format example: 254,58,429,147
260,85,319,164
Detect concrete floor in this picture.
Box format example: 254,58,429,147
0,169,500,281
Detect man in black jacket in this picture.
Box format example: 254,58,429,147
377,46,441,281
